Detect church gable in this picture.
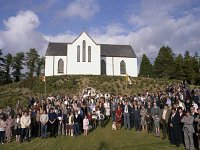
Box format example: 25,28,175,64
71,32,97,45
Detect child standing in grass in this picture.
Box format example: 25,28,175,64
83,116,89,136
153,113,160,137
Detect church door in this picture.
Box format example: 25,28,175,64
101,60,106,75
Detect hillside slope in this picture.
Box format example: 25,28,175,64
0,75,179,107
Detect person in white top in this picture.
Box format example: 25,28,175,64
68,113,74,136
177,99,186,111
20,111,31,143
0,117,6,144
40,110,49,138
83,116,89,136
104,100,110,121
192,101,198,113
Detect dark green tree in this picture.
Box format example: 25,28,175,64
36,56,45,77
154,46,175,78
12,52,25,82
173,54,184,80
139,54,153,77
0,49,5,84
4,53,13,83
182,51,196,83
26,48,39,77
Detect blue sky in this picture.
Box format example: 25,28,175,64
0,0,200,59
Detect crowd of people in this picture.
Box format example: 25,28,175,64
0,82,200,150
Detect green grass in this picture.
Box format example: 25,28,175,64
0,122,184,150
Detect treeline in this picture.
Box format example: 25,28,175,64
139,46,200,85
0,48,45,85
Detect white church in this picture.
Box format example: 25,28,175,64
45,32,137,77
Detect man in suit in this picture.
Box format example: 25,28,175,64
178,107,185,145
181,110,195,150
190,106,198,149
74,111,81,136
123,101,131,130
133,105,141,131
160,104,171,139
169,108,181,147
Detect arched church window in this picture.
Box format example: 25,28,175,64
77,45,80,62
101,60,106,75
58,59,64,73
82,40,86,62
120,60,126,74
88,46,91,62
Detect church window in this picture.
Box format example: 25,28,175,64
101,60,106,75
82,40,86,62
77,45,80,62
120,60,126,74
58,59,64,73
88,46,91,62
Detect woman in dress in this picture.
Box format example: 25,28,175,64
140,105,147,132
14,114,21,142
115,105,122,129
83,115,89,136
5,115,14,143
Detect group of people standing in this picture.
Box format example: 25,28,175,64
0,82,199,150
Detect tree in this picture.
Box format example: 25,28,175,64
182,51,196,83
36,56,45,77
139,54,153,77
0,49,5,84
4,53,13,84
154,46,175,78
173,54,184,80
12,52,25,82
26,48,39,77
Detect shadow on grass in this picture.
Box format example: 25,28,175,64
98,141,108,150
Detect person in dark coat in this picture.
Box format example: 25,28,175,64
74,111,81,136
169,108,181,147
190,106,198,149
133,105,141,131
48,108,57,138
178,107,185,145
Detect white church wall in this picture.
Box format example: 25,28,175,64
101,57,137,77
45,56,53,76
45,56,67,76
113,57,137,77
67,32,101,75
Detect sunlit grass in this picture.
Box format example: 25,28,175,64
0,122,185,150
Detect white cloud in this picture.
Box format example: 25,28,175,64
127,0,200,59
44,32,77,43
1,0,200,63
0,10,47,55
59,0,99,20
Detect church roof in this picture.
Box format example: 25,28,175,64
100,44,137,58
45,32,137,58
46,42,68,56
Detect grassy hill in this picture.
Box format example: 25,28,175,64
0,122,185,150
0,75,181,108
0,75,189,150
